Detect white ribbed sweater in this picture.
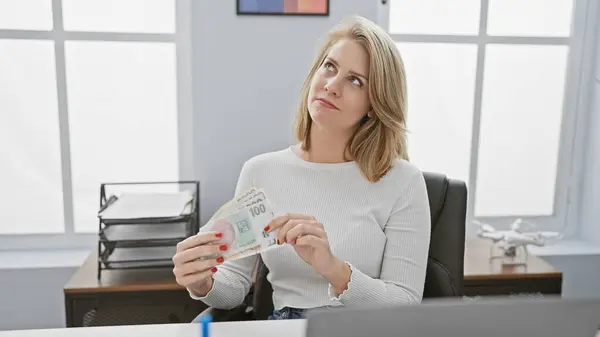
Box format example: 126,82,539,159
191,146,431,311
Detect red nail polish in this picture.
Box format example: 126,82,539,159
276,239,280,245
211,267,218,273
264,225,271,232
216,256,224,263
215,232,223,238
219,244,228,251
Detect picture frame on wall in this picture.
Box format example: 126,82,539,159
237,0,329,16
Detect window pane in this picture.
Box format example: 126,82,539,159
475,45,568,216
487,0,574,37
397,42,478,183
389,0,480,35
0,0,53,30
65,41,179,232
0,40,64,234
62,0,175,33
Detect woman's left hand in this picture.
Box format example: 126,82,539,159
264,213,339,277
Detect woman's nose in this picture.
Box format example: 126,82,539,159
324,76,342,97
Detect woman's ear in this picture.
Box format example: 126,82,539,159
367,110,374,118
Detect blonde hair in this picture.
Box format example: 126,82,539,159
293,15,409,183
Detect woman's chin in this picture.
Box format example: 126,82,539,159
309,113,330,129
309,107,337,124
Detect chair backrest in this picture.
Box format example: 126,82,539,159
250,171,467,320
421,171,467,298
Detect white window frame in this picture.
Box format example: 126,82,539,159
378,0,598,236
0,0,194,251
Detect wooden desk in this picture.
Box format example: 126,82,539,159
63,252,207,327
63,239,562,327
463,239,563,297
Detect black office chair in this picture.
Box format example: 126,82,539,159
194,171,467,322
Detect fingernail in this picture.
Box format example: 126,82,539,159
215,232,223,238
219,244,228,251
211,267,218,273
216,256,224,263
264,225,271,232
276,239,280,245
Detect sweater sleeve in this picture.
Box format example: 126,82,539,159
328,170,431,306
187,160,259,309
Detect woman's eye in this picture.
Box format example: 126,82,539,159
323,61,335,71
350,76,362,87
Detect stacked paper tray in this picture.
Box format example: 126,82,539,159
101,246,178,269
96,181,200,279
100,222,190,245
98,191,195,225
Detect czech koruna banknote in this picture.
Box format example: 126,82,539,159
200,187,278,261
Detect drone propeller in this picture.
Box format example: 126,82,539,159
510,218,523,232
537,231,563,240
473,220,496,233
481,224,497,233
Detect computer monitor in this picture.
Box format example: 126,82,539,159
306,297,600,337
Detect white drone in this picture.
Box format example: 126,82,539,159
474,219,562,261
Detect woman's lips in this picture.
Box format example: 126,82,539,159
316,98,339,110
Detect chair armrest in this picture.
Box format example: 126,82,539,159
192,304,254,323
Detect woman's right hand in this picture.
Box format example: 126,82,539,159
172,231,228,296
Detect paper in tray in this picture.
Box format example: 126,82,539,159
98,191,194,221
101,222,189,242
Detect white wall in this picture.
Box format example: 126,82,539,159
0,267,76,331
191,0,378,224
540,255,600,298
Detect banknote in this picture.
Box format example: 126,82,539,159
200,187,278,261
207,187,261,223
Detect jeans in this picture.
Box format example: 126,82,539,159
267,307,307,320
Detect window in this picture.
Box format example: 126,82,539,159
380,0,592,233
0,0,192,249
0,39,64,235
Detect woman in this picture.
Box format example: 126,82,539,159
172,15,431,320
